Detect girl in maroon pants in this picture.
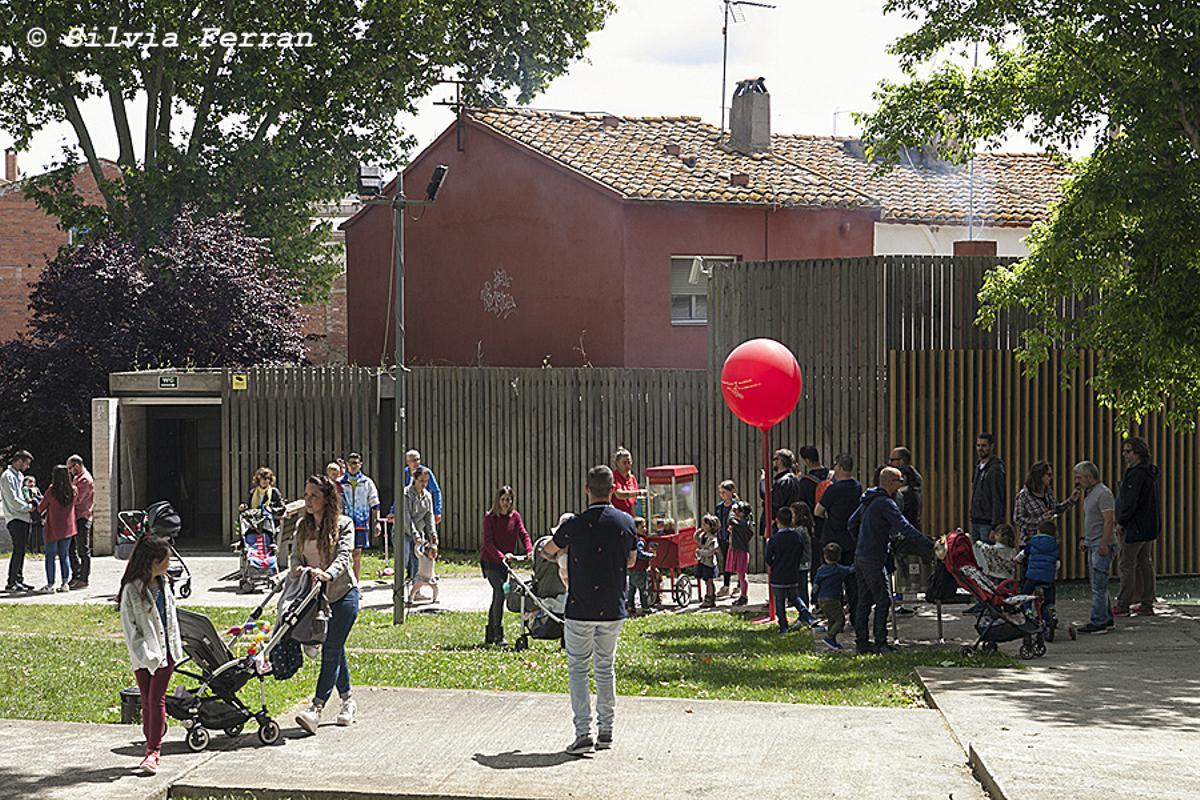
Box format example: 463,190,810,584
119,536,183,774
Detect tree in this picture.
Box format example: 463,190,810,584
0,207,303,473
0,0,615,299
858,1,1200,427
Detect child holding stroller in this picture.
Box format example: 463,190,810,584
695,514,721,607
1018,519,1061,640
764,505,819,632
726,502,753,606
119,535,183,775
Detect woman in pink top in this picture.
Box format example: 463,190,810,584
480,485,532,646
37,465,77,592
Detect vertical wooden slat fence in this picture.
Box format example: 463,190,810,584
889,350,1200,579
222,367,380,542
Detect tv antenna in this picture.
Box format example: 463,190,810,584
721,0,776,131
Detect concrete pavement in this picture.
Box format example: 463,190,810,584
3,688,986,800
919,602,1200,800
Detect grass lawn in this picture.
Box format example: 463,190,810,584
0,603,1015,724
358,549,480,580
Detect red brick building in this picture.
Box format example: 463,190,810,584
341,101,1066,369
0,152,119,343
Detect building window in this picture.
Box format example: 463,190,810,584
670,255,735,325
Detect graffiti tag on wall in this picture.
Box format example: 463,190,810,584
481,268,518,319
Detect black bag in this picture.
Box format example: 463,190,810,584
925,561,961,603
270,637,303,680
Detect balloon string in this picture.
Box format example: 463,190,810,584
763,427,775,621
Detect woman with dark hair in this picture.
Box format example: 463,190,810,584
119,535,182,774
292,475,359,735
1013,461,1080,543
480,485,532,646
36,465,77,592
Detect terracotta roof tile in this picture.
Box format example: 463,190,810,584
468,108,1066,224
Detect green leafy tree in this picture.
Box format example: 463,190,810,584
0,0,614,299
858,1,1200,427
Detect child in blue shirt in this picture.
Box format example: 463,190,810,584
1018,519,1061,641
812,543,854,650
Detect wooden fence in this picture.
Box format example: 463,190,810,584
890,350,1200,579
221,367,380,540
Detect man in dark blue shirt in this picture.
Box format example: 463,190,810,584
847,467,933,654
544,465,636,756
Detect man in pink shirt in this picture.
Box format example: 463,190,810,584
611,448,640,518
67,454,95,589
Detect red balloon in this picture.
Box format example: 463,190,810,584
720,339,803,430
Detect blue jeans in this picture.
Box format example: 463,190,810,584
1088,543,1117,626
403,534,419,582
44,538,71,586
771,584,815,632
314,587,359,705
853,558,891,651
970,522,994,544
564,618,624,737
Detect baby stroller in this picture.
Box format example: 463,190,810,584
168,571,324,751
117,500,192,598
504,535,566,651
232,507,280,593
942,530,1047,659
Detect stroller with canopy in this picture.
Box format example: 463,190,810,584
232,507,281,593
941,529,1048,659
167,570,325,751
504,535,566,650
116,500,191,598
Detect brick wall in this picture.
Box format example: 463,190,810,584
0,160,118,343
301,270,348,364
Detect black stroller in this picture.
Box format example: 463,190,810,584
504,535,566,650
169,571,324,751
117,500,191,598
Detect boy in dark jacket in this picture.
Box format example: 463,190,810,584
812,543,854,650
1018,519,1061,640
764,506,818,633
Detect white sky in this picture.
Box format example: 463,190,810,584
3,0,1022,176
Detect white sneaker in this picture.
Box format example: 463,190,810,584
302,644,319,658
335,697,356,726
39,585,56,594
295,704,322,734
58,583,70,593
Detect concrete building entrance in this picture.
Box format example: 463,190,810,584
146,407,222,549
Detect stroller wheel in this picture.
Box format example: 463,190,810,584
179,581,192,599
238,579,254,594
981,641,998,654
257,718,281,745
1018,641,1036,660
1033,636,1047,657
514,635,529,652
961,646,974,657
224,724,244,738
186,726,210,752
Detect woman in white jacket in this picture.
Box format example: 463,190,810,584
119,535,183,775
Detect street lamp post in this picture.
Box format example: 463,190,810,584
358,163,448,625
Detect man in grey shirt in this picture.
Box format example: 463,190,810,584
1074,461,1116,633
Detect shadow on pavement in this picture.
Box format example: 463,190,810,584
473,749,581,769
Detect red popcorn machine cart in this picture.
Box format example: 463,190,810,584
643,464,700,607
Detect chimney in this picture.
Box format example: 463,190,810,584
953,239,997,257
4,149,16,182
729,77,770,154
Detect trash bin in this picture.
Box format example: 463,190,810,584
119,686,142,724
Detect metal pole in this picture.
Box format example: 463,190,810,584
721,0,729,131
392,194,408,624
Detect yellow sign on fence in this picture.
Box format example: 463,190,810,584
231,373,248,391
